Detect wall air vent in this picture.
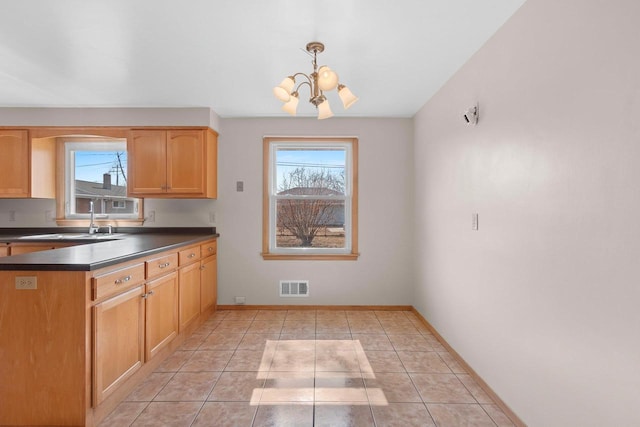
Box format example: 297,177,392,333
279,280,309,297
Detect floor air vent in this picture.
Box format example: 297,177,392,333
280,280,309,297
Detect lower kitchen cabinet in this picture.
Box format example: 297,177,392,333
0,236,217,426
200,243,217,312
92,285,145,406
179,261,201,331
145,271,179,360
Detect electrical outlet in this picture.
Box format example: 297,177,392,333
45,210,54,222
209,212,216,223
147,210,155,223
235,296,246,304
15,276,37,290
9,211,15,222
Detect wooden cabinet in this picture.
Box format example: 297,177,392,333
200,240,217,312
92,285,145,406
144,252,179,361
145,271,179,360
0,246,8,257
0,236,217,426
0,130,55,198
178,255,202,331
128,128,218,198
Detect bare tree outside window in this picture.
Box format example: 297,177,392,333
276,167,345,247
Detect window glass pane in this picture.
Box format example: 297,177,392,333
276,199,345,248
276,148,346,196
73,150,133,214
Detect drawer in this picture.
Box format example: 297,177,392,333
179,245,201,265
92,263,145,301
146,252,178,279
200,240,217,257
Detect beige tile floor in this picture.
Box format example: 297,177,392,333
99,310,515,427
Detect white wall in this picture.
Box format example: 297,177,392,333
413,0,640,426
217,117,414,306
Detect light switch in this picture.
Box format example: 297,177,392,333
236,181,244,192
472,213,479,230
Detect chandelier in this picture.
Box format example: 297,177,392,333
273,41,358,120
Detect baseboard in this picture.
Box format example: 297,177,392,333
410,307,527,427
216,304,413,311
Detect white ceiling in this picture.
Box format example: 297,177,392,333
0,0,526,118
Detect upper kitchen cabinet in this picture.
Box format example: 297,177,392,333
128,128,218,198
0,130,55,198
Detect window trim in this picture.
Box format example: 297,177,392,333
262,136,359,260
55,136,145,226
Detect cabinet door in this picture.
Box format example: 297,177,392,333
0,130,30,197
178,262,201,331
145,272,179,361
166,130,205,195
93,285,145,406
200,255,217,312
128,130,167,195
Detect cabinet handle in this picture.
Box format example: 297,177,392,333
158,262,171,268
200,265,205,270
141,290,155,299
188,253,196,258
208,247,214,252
114,275,132,285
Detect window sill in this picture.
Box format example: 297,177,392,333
56,219,145,227
261,253,359,261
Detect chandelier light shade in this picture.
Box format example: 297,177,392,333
317,98,334,120
317,66,339,91
281,92,299,115
273,41,358,119
338,84,358,109
273,77,295,102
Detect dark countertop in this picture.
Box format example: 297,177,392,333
0,228,218,271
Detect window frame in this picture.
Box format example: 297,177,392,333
55,136,145,226
262,136,359,260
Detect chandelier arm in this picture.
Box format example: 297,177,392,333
291,72,312,85
295,80,312,94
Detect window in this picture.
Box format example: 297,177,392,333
61,139,142,223
262,137,358,260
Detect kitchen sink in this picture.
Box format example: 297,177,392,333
18,233,127,241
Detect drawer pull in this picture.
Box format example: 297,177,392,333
114,275,132,285
188,253,196,258
158,262,171,268
200,265,205,270
207,247,214,252
141,290,154,299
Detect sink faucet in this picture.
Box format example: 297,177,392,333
88,200,99,234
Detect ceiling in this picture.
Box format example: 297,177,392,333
0,0,526,119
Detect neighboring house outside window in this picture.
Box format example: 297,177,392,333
262,136,359,260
